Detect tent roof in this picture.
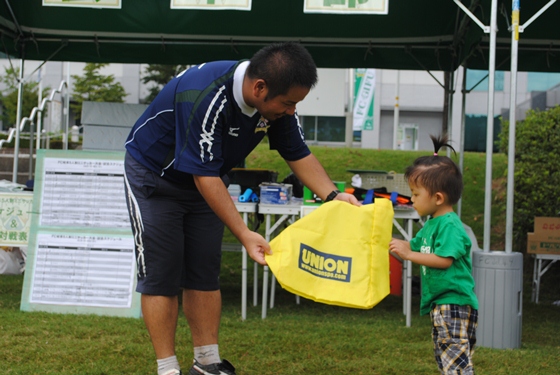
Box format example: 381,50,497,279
0,1,559,72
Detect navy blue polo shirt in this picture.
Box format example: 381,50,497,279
125,60,311,185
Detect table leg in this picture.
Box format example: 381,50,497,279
402,259,407,315
535,258,542,304
263,213,294,316
253,262,258,306
262,265,269,319
405,260,412,327
531,256,537,303
268,214,297,310
394,217,411,322
261,214,272,319
270,274,276,308
534,258,558,304
405,218,413,327
241,212,248,321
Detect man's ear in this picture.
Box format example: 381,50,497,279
434,192,446,206
252,79,267,98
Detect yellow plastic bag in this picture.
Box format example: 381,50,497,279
266,199,394,309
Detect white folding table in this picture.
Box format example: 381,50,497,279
234,201,258,320
392,206,423,327
531,253,560,303
258,202,301,319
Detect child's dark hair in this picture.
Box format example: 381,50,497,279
404,134,463,204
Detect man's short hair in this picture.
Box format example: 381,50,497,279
247,42,318,99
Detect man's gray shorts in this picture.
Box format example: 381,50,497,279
123,152,225,295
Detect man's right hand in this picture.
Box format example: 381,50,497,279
241,231,271,266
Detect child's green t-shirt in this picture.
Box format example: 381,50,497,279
409,212,479,315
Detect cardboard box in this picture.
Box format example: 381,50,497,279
533,217,560,238
259,183,292,205
526,217,560,254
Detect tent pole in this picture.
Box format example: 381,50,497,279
12,48,24,184
36,66,43,152
457,67,467,219
504,0,556,252
519,0,556,32
453,0,499,233
392,70,400,150
445,71,455,157
505,1,520,254
345,68,354,147
63,61,70,150
482,0,498,252
29,67,42,182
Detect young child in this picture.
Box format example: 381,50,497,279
389,134,479,375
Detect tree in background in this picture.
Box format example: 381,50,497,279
499,105,560,251
141,64,188,104
71,63,127,123
0,67,50,131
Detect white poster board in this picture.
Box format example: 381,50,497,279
29,233,135,308
39,157,130,228
20,149,140,318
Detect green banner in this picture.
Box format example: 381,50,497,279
353,68,375,131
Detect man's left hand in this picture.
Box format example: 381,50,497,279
333,192,361,206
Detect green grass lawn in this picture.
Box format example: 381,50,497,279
1,252,559,374
1,145,559,374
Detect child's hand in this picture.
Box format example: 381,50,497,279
389,238,412,261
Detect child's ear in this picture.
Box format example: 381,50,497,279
434,192,445,205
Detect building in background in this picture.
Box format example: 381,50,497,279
297,68,560,152
1,58,560,152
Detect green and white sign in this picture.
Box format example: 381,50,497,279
304,0,389,14
171,0,252,10
43,0,121,8
0,192,33,246
353,68,375,131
